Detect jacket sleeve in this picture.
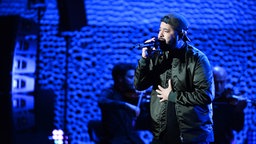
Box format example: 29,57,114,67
168,52,215,105
134,58,154,91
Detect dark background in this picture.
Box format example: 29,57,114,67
0,0,255,143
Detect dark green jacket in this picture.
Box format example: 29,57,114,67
134,44,215,143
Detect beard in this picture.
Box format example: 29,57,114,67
158,38,177,51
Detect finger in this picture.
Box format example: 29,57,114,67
142,48,148,58
155,89,161,94
142,47,148,51
158,85,164,91
168,79,171,88
157,94,162,99
159,98,165,102
144,37,155,43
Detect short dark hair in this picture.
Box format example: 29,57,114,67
112,63,136,82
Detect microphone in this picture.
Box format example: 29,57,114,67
132,39,160,49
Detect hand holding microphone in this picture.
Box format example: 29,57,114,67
132,37,160,59
141,38,157,58
132,37,164,58
132,37,159,50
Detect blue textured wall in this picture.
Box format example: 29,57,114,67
1,0,256,143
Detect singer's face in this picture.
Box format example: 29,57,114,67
158,22,177,45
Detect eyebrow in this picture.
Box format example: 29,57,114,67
160,27,170,31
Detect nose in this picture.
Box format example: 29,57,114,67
158,30,164,37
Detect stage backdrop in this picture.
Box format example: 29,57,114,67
0,0,255,143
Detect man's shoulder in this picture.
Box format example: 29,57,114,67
187,45,205,56
186,45,210,63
